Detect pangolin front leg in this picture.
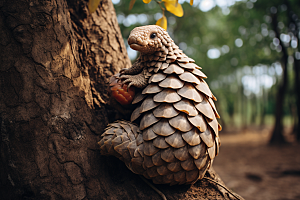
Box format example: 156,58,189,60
119,67,150,89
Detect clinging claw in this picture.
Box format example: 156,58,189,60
119,73,148,89
119,68,129,75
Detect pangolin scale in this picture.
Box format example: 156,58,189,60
98,25,222,185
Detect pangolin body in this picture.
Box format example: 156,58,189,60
99,25,221,185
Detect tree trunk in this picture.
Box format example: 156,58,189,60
294,59,300,142
269,12,288,144
285,0,300,142
0,0,240,199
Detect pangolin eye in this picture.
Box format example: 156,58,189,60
150,33,157,39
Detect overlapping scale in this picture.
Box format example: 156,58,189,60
174,171,186,183
161,147,176,162
140,112,159,130
179,72,200,84
111,135,122,147
142,83,162,94
176,57,190,63
140,96,160,113
137,143,144,156
163,64,184,74
194,155,208,170
188,142,206,160
153,136,170,149
177,62,197,70
208,142,216,160
143,127,158,141
144,141,159,156
195,81,212,98
166,55,177,62
148,67,154,72
120,123,133,135
181,158,196,171
158,75,184,89
173,99,198,116
160,63,169,70
194,97,215,120
153,89,181,103
167,162,182,172
187,114,207,132
144,155,155,168
157,165,171,175
136,134,143,146
132,92,146,104
127,141,137,157
206,116,219,137
191,69,207,78
147,167,159,178
199,127,214,147
149,73,167,83
153,103,179,118
173,146,190,161
186,170,199,182
152,119,176,136
152,152,165,166
177,83,203,103
131,106,141,122
208,97,220,118
165,131,186,148
155,61,163,69
169,113,193,132
215,137,220,156
181,128,201,146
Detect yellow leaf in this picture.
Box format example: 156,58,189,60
143,0,152,3
88,0,101,13
163,1,184,17
156,15,167,30
190,0,193,5
129,0,136,10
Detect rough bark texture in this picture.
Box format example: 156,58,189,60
0,0,239,199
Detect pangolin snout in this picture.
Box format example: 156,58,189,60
128,36,137,45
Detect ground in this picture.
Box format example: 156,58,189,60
213,127,300,200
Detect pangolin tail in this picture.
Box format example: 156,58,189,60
98,120,145,175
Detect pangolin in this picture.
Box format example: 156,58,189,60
99,25,221,185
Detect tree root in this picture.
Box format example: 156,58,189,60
140,176,167,200
203,177,245,200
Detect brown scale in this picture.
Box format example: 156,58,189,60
99,25,221,185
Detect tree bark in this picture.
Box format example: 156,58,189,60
0,0,240,199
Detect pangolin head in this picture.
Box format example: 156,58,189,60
128,25,173,54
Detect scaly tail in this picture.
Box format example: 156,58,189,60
98,121,145,175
